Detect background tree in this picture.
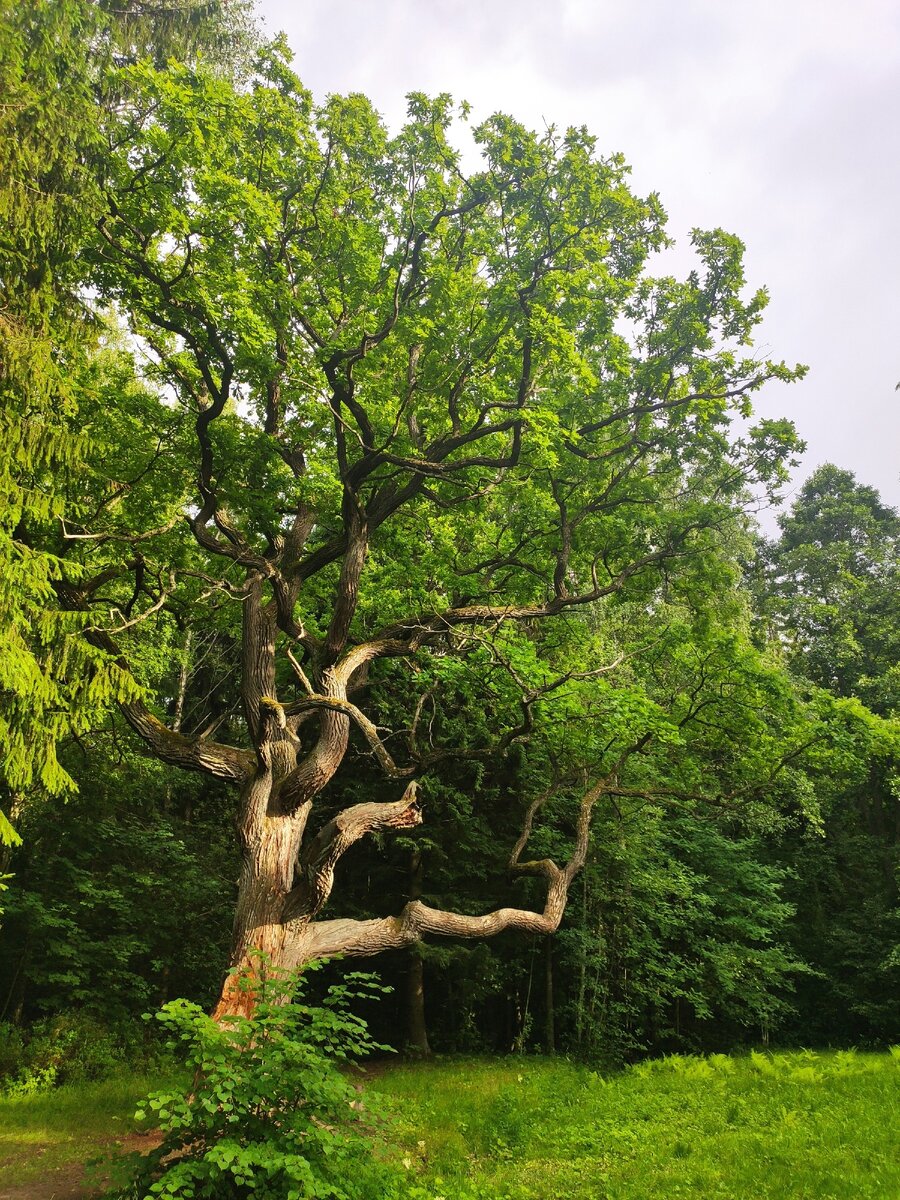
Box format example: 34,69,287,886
754,469,900,1045
0,742,238,1025
0,0,253,842
759,463,900,716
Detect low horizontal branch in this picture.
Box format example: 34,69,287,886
304,892,567,959
299,776,608,958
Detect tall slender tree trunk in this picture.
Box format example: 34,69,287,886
405,850,431,1057
406,951,431,1058
544,934,556,1055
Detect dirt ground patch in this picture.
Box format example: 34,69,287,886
0,1133,161,1200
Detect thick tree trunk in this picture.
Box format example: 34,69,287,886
210,771,313,1022
209,776,425,1021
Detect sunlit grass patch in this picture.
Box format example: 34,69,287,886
374,1051,900,1199
1,1053,897,1198
0,1069,184,1185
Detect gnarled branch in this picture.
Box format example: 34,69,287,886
301,776,607,959
56,586,255,785
285,780,423,921
121,701,254,784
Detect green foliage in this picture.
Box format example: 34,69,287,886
0,0,108,813
9,0,892,1078
556,811,807,1062
113,961,405,1200
3,1054,899,1200
0,0,254,829
0,740,238,1024
323,567,825,1061
760,464,900,715
753,471,900,1044
0,1012,160,1096
78,31,804,658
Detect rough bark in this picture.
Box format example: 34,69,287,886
208,772,606,1022
120,701,252,782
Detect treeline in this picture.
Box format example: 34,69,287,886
0,0,897,1070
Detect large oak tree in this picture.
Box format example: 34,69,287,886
37,41,806,1017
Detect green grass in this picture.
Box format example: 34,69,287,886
0,1068,185,1188
1,1052,897,1198
372,1049,900,1200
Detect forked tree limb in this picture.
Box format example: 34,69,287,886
281,694,415,779
332,541,688,684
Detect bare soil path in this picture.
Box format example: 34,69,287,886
0,1133,161,1200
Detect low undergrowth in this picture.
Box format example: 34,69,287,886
110,965,406,1199
0,1013,165,1097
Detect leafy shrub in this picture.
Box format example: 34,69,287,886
112,959,407,1199
25,1013,125,1084
2,1062,58,1096
1,783,238,1027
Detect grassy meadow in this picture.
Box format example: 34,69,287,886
0,1070,182,1192
0,1052,897,1199
375,1051,900,1200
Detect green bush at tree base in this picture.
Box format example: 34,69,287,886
111,960,408,1200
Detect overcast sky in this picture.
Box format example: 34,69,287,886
257,0,899,522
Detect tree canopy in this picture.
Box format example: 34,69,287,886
1,6,898,1068
760,464,900,715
